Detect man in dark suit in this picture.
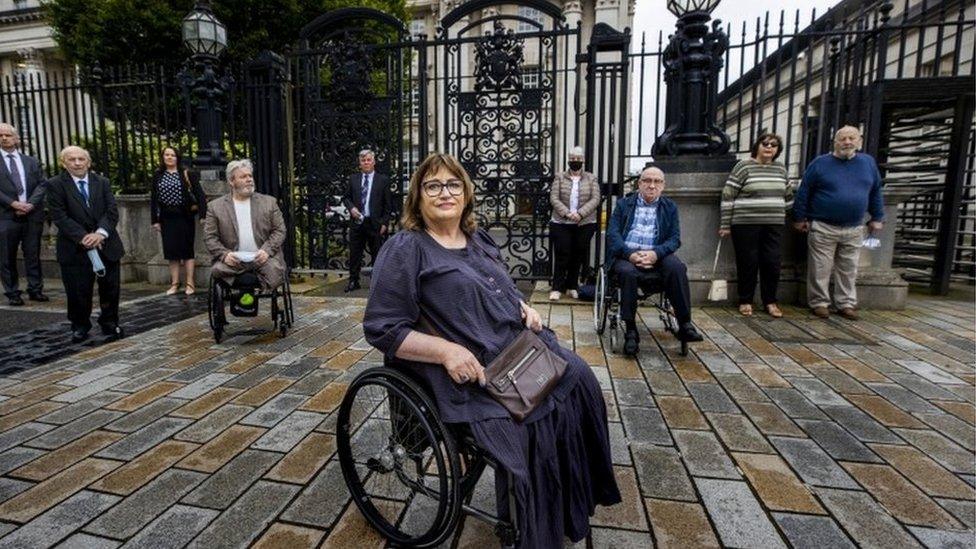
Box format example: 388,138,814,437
342,149,394,292
47,145,125,343
0,123,48,306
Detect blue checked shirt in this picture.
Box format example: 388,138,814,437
623,195,659,251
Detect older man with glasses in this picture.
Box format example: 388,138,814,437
607,164,703,355
342,149,394,292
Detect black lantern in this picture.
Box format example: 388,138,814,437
181,1,229,168
653,0,732,159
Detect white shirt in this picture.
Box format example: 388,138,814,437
361,171,373,218
234,199,259,252
70,173,109,238
569,175,581,213
3,149,25,202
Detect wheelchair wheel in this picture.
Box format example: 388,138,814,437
337,367,462,548
208,280,224,343
278,310,288,338
593,268,609,335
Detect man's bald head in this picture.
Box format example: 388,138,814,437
833,126,862,159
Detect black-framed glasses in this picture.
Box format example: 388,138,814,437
422,179,464,197
760,141,780,148
638,177,664,186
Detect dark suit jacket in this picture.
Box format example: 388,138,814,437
0,151,45,222
342,171,394,229
46,171,125,265
149,168,207,223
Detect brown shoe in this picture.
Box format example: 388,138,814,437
738,304,753,316
765,304,783,318
811,306,829,318
838,308,858,320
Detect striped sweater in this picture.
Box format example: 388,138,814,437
720,158,793,229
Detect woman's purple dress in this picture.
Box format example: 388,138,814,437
363,228,621,548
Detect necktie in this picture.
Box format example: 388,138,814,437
78,180,89,206
7,154,23,197
361,174,370,215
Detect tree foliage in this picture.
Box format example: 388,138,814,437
42,0,409,68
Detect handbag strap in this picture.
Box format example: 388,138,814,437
711,239,723,276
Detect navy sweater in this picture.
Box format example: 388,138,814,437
794,153,884,227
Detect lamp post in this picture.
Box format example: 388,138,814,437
181,1,229,168
652,0,731,158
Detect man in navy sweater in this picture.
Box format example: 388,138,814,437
607,165,703,355
793,126,884,320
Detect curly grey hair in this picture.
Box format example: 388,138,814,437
226,159,254,183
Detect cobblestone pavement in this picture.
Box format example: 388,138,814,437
0,294,971,548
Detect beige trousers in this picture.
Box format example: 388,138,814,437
807,220,864,309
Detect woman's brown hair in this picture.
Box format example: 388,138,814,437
401,153,478,234
749,132,783,160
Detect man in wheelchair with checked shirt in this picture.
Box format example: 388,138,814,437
607,164,703,355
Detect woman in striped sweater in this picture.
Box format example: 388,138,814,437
719,133,793,318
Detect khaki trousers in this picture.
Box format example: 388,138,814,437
807,221,864,309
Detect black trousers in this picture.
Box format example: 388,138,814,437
348,220,383,280
550,222,596,292
59,257,121,332
0,219,43,298
613,254,692,325
730,224,783,306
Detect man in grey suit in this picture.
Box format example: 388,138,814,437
0,123,48,306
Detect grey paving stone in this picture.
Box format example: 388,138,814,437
283,370,339,396
816,368,871,395
168,361,225,384
894,428,975,474
85,469,207,539
866,383,942,414
672,430,740,479
104,398,185,433
706,413,773,453
174,404,253,444
816,487,922,549
591,366,612,392
764,388,828,420
612,379,653,407
0,447,45,475
895,360,967,386
120,504,218,549
27,409,124,450
280,459,349,528
789,377,850,406
773,513,855,549
936,498,976,530
646,371,687,396
111,369,178,394
52,376,128,403
821,405,902,443
769,436,859,488
95,417,192,460
590,528,654,548
695,478,786,548
251,411,324,453
619,406,672,446
686,383,739,413
239,393,308,428
631,443,696,501
36,392,125,425
181,450,281,509
636,348,672,372
187,480,300,549
796,419,881,462
715,373,770,403
62,363,130,387
0,491,119,549
169,373,236,400
916,413,976,451
607,422,631,466
889,374,963,402
0,523,13,537
0,422,55,452
56,533,122,549
0,478,32,503
278,358,319,379
907,526,976,549
698,352,742,374
220,364,284,390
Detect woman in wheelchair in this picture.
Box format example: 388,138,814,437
363,153,620,548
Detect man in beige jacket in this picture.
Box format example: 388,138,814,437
204,159,286,289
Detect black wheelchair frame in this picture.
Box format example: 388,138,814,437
593,263,688,356
336,366,519,548
207,271,294,343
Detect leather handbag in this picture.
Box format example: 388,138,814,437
482,328,567,422
182,169,199,214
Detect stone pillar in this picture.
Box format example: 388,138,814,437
595,0,620,26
